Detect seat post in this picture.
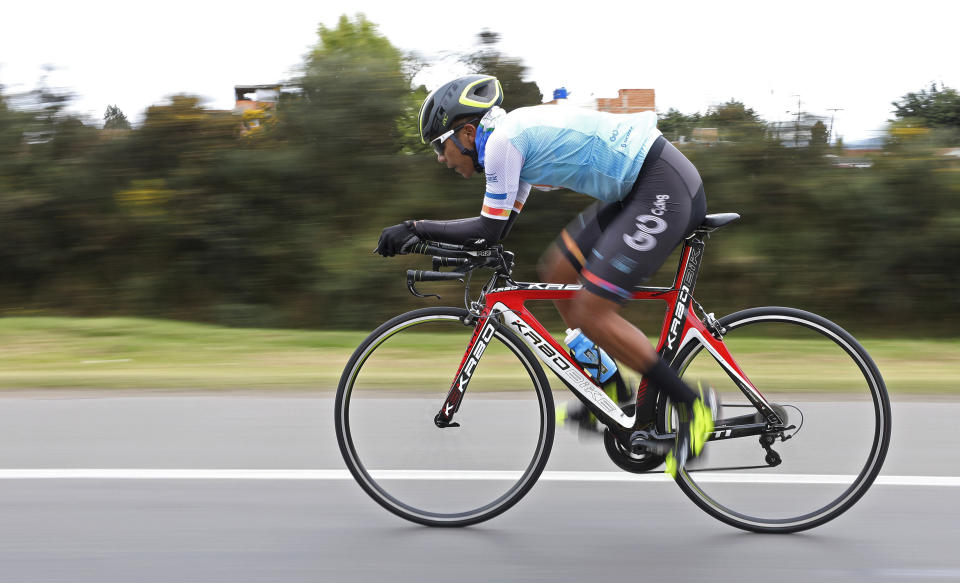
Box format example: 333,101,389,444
670,211,739,292
670,232,707,294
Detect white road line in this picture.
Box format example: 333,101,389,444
0,469,956,486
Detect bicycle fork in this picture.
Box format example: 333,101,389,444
433,312,499,428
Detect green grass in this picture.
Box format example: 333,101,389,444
681,336,960,395
0,317,956,394
0,317,365,390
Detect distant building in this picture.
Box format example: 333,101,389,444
234,85,281,134
595,89,655,114
769,116,830,148
544,87,657,114
691,128,719,144
234,85,280,112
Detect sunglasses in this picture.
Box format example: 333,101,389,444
430,122,469,156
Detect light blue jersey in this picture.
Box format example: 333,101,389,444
478,105,661,220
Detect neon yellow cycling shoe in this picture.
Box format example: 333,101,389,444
665,382,716,478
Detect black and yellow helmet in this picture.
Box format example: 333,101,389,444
418,74,504,144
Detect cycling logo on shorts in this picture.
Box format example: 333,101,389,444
623,195,670,252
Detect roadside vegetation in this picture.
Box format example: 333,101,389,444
0,317,954,393
1,15,958,335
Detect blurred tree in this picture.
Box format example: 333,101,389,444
892,83,960,128
396,82,430,154
290,14,408,148
0,31,957,332
810,120,828,148
103,104,131,130
0,82,123,314
0,89,30,167
126,94,236,175
278,13,411,202
268,14,428,325
657,108,702,142
461,30,543,109
702,99,767,141
704,100,762,125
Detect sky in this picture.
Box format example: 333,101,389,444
1,0,958,142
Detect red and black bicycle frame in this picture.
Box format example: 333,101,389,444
434,233,784,441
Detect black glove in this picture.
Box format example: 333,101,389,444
375,221,419,257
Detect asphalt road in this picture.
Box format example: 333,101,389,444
0,392,958,583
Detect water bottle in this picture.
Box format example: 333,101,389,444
564,328,618,383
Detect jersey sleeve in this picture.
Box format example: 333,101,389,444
480,133,530,220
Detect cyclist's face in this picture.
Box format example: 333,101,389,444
436,124,477,179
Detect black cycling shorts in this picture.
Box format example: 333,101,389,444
557,137,707,304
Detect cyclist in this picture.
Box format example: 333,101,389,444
375,74,714,476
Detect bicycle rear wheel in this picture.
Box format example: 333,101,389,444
668,307,891,533
335,307,554,527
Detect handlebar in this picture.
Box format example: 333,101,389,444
406,270,465,283
432,256,470,270
407,240,474,259
400,238,514,300
405,268,464,299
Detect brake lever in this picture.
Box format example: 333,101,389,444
407,273,441,300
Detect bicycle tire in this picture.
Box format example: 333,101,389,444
666,306,891,533
335,306,555,527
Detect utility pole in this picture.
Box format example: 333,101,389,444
787,95,802,147
827,108,844,144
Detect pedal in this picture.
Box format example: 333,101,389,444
628,430,672,456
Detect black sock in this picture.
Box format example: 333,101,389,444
644,357,697,405
613,373,632,403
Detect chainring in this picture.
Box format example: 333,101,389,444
602,405,665,473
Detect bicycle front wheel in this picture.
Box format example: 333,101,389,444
669,307,891,533
335,307,554,527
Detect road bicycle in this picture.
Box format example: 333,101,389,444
335,213,891,533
